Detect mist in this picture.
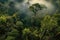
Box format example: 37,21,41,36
8,0,56,17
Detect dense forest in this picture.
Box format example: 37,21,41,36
0,0,60,40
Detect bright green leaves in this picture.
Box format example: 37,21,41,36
0,15,7,23
41,15,57,30
22,28,31,35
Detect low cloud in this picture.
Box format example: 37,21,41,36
8,0,56,17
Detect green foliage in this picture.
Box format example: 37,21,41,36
22,28,31,35
41,15,57,30
0,15,7,23
16,21,23,26
0,0,60,40
5,36,15,40
29,3,46,14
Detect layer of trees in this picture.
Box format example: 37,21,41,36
0,0,60,40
